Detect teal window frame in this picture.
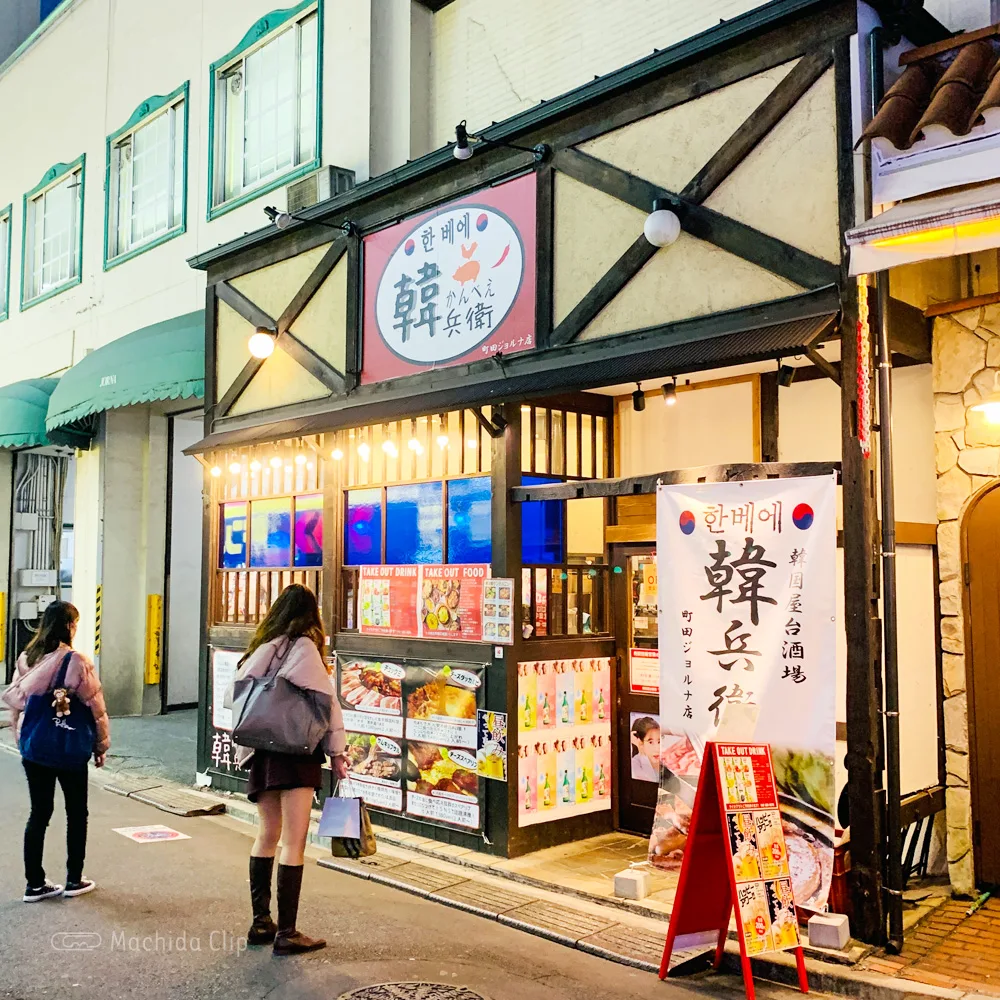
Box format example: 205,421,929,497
0,205,11,322
104,81,189,270
206,0,323,222
20,155,85,312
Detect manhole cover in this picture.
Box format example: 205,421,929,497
338,986,486,1000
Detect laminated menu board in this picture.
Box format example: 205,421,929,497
657,741,807,999
482,578,515,645
418,565,488,640
336,653,486,832
359,566,419,637
516,658,613,828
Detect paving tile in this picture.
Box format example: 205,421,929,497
130,786,226,817
498,899,618,946
318,854,409,878
369,862,467,897
425,843,472,859
103,774,164,796
430,880,536,916
577,923,667,972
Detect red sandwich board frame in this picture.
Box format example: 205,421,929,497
658,741,809,1000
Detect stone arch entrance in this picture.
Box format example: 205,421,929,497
962,481,1000,886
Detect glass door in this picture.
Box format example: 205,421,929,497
613,545,660,835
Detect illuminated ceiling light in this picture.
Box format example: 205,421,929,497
294,453,307,465
269,456,282,469
382,439,398,458
632,383,646,412
661,379,677,406
971,391,1000,424
210,465,222,478
331,448,344,461
228,461,242,474
358,442,371,462
436,433,450,450
643,197,681,248
407,437,423,453
249,459,261,473
248,328,276,359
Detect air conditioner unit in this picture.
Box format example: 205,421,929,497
286,165,355,215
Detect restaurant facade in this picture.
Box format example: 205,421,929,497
187,0,946,945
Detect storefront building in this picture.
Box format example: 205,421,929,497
189,0,947,944
848,9,1000,898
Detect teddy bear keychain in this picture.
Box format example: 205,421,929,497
52,688,72,718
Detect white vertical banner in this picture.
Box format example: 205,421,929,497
649,475,837,912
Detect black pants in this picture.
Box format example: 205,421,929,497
22,759,89,887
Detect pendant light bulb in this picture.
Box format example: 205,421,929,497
662,379,678,406
248,329,276,359
294,453,307,466
228,462,242,475
269,456,282,469
331,448,344,461
358,442,371,462
210,465,222,478
249,459,262,473
643,198,681,248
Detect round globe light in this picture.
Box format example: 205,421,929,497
643,207,681,248
248,331,275,359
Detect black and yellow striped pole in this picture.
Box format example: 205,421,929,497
94,584,102,657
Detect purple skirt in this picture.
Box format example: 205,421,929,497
245,747,324,803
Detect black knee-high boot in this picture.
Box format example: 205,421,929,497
273,863,326,955
247,856,277,945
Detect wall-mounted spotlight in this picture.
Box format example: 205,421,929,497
632,384,646,412
248,328,276,359
662,379,678,406
778,363,797,388
452,120,549,163
263,205,354,235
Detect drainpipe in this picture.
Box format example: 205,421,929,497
869,24,904,954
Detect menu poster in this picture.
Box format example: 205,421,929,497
211,649,241,731
418,564,488,640
716,743,800,955
334,654,488,834
629,647,660,695
407,743,480,829
517,657,614,828
482,577,514,645
476,710,508,781
343,733,404,813
359,566,419,637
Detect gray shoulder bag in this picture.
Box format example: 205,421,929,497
231,639,331,755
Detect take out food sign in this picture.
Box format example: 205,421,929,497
362,173,537,383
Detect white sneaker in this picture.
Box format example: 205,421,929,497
23,882,64,902
63,879,96,897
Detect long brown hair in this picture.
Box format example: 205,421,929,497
24,601,79,668
240,584,326,667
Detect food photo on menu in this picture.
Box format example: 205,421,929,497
339,659,403,714
406,741,478,799
344,733,402,783
421,575,462,633
406,668,477,723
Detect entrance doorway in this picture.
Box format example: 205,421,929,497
612,544,659,835
964,485,1000,886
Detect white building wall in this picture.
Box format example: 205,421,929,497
427,0,780,148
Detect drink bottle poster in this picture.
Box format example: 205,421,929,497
650,475,836,913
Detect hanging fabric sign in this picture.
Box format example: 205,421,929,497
649,475,837,913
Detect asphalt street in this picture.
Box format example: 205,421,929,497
0,751,808,1000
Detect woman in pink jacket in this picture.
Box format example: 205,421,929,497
230,584,347,955
2,601,110,902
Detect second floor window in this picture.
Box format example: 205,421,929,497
210,4,320,216
0,209,10,319
107,88,187,264
23,160,83,306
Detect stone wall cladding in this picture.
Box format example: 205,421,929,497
933,302,1000,896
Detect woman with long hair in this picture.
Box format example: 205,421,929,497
230,584,347,955
2,601,110,902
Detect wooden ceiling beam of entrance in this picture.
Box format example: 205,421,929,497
805,345,842,385
681,47,834,204
277,236,349,335
216,281,277,332
553,148,839,291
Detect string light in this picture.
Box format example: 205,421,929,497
466,439,478,448
210,466,222,478
358,442,371,462
382,439,398,458
269,456,282,469
250,459,262,473
331,448,344,461
295,453,307,466
228,462,241,474
408,437,423,454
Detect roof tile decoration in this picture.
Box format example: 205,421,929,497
862,28,1000,151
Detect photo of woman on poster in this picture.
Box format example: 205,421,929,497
630,715,661,783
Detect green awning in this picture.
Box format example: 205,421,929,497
0,378,61,449
46,310,205,438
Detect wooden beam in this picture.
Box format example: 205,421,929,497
276,237,348,334
606,523,656,544
216,281,277,332
345,237,362,382
216,357,264,416
759,370,779,463
276,331,346,393
681,48,834,204
923,288,1000,318
835,35,884,946
553,148,840,290
535,164,555,348
888,296,931,363
550,235,657,346
805,345,842,385
511,461,841,501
